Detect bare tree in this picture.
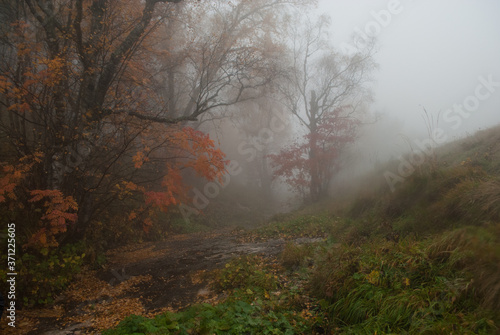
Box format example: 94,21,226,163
147,0,314,125
273,14,377,202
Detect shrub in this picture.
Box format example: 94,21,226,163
281,242,315,269
0,242,85,306
211,255,279,293
250,214,334,241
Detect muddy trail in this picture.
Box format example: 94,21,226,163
14,228,320,335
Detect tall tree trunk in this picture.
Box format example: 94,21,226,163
308,90,320,202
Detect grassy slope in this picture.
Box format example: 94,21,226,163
105,126,500,334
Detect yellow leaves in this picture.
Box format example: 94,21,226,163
132,150,149,169
366,270,380,285
404,277,410,287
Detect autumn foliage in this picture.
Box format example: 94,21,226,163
0,0,231,251
0,0,320,307
269,108,359,202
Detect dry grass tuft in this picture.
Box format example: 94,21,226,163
428,224,500,310
475,179,500,219
281,242,314,269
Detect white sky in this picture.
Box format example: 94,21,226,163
316,0,500,150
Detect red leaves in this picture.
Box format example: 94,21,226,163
269,108,359,199
27,189,78,248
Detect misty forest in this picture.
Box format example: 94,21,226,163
0,0,499,334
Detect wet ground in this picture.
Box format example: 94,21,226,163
12,228,321,334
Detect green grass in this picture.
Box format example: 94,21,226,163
103,301,311,335
104,255,323,335
310,229,499,333
245,213,338,241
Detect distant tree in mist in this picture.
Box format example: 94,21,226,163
233,98,292,198
270,14,376,203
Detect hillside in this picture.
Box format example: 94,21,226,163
100,125,500,334
10,126,499,334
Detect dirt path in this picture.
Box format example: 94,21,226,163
99,229,287,312
21,228,296,335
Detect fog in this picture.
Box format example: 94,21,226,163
290,0,500,198
3,0,499,240
200,1,500,211
317,0,500,153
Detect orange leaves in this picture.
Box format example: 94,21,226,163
124,181,139,191
128,211,138,221
8,102,31,114
0,166,21,203
34,56,67,87
1,41,69,115
0,75,13,94
27,189,78,248
19,55,68,92
125,126,227,226
115,181,145,201
179,127,228,182
132,125,226,198
144,168,183,212
145,191,178,209
0,153,42,203
0,153,78,249
132,150,150,169
142,217,153,234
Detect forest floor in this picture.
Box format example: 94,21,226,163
11,227,318,335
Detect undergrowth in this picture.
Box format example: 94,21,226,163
0,241,85,306
104,255,324,335
244,213,337,241
104,219,500,334
310,226,500,333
